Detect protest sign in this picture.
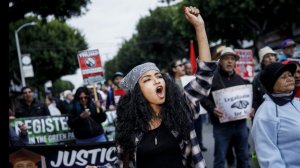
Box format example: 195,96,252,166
102,110,117,141
9,142,117,168
235,49,254,82
77,49,104,85
212,84,252,123
9,115,75,145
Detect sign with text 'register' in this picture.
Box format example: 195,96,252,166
77,49,104,85
9,115,75,145
234,49,254,82
212,84,253,123
102,110,117,142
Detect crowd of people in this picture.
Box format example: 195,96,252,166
9,5,300,168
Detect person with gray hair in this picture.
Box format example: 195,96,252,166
113,6,217,168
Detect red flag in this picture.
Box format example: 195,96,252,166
189,40,197,74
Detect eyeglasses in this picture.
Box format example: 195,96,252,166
79,96,88,100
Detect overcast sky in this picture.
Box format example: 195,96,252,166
62,0,180,90
66,0,166,63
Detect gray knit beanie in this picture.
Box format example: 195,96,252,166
119,62,160,91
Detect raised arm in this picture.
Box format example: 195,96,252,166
184,6,211,62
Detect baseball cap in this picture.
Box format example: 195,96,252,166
113,72,124,80
281,38,297,49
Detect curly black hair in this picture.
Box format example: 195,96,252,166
115,73,193,154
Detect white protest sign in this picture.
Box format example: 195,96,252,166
212,84,252,123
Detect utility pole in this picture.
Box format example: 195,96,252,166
15,22,36,87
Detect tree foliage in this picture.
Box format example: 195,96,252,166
9,17,88,89
105,6,190,79
105,0,300,77
184,0,300,49
52,79,75,97
9,0,91,22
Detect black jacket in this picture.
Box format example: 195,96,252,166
252,72,267,111
15,99,50,118
68,101,107,139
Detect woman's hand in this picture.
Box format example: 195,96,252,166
184,6,211,61
184,6,204,29
80,109,91,118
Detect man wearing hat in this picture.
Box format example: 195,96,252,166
112,72,124,86
278,38,297,62
106,71,126,110
212,45,226,60
201,47,251,167
252,46,278,111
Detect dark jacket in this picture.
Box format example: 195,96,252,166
252,72,267,111
9,126,29,147
201,66,250,125
60,100,73,115
68,101,107,139
15,99,50,118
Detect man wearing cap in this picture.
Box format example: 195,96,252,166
106,72,126,110
278,38,297,62
201,47,251,168
252,46,278,111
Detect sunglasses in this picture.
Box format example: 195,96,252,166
79,96,88,100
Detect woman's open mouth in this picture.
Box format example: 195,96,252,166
156,86,165,99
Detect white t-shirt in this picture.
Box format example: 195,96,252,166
48,103,61,116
